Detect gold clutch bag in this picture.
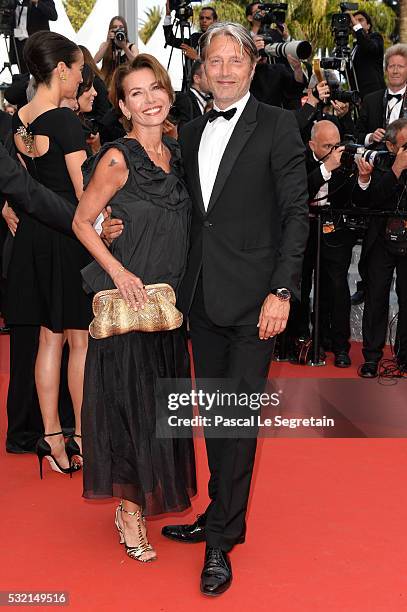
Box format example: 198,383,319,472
89,283,183,339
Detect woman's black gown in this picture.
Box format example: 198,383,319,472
81,136,197,516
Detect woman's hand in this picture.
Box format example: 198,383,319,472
111,267,148,310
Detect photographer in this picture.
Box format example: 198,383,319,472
295,75,355,143
246,2,290,44
348,10,385,99
359,118,407,377
356,44,407,147
170,59,211,131
163,1,217,62
287,120,372,366
12,0,57,73
94,16,137,89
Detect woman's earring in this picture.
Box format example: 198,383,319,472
60,74,67,81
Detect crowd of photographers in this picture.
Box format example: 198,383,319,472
1,0,406,379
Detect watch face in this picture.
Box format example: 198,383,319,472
276,289,291,301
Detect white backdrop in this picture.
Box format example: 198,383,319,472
1,0,185,91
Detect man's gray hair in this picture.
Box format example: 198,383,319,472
385,43,407,69
199,22,259,64
385,118,407,144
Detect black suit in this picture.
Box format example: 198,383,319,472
351,30,385,99
362,168,407,364
250,62,306,110
170,89,204,131
13,0,58,72
178,95,309,551
355,89,398,145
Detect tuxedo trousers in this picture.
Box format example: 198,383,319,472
189,276,275,552
362,237,407,364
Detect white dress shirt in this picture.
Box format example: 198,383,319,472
365,85,406,146
198,91,250,211
189,87,207,115
14,5,29,41
311,153,370,209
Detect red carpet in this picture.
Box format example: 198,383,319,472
1,334,407,611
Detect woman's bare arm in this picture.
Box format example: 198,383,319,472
73,148,147,309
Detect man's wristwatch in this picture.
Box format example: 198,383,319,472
274,288,291,302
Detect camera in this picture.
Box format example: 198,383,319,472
330,85,360,105
114,28,127,44
254,3,288,28
170,0,195,23
0,0,17,34
330,2,358,57
265,40,312,61
340,143,396,172
320,57,346,71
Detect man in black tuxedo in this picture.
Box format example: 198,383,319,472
359,118,407,377
161,23,309,596
356,44,407,146
287,120,372,365
353,44,407,305
170,60,211,131
348,10,385,99
12,0,58,72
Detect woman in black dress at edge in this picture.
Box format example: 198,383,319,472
73,54,196,563
7,32,91,475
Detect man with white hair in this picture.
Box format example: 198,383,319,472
161,22,309,596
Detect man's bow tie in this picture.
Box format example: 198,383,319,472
208,108,237,123
388,93,403,102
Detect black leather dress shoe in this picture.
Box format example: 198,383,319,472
359,361,379,378
161,514,207,543
334,351,351,368
351,289,365,305
200,546,232,597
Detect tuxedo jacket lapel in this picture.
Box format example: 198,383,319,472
206,96,258,215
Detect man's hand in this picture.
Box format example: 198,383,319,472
346,12,358,27
281,23,290,41
257,294,290,340
371,128,386,144
316,80,330,103
166,0,171,15
356,157,374,183
181,43,199,61
392,146,407,178
100,206,124,245
324,145,345,172
253,35,265,51
2,202,19,236
287,54,304,83
331,100,350,118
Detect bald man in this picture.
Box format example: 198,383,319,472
287,120,373,366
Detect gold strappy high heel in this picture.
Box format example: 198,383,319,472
114,502,157,563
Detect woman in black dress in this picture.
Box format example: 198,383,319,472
8,32,91,475
73,55,196,563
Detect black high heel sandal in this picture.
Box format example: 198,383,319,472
36,432,78,479
65,433,83,468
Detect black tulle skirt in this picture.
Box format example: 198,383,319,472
82,327,197,516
